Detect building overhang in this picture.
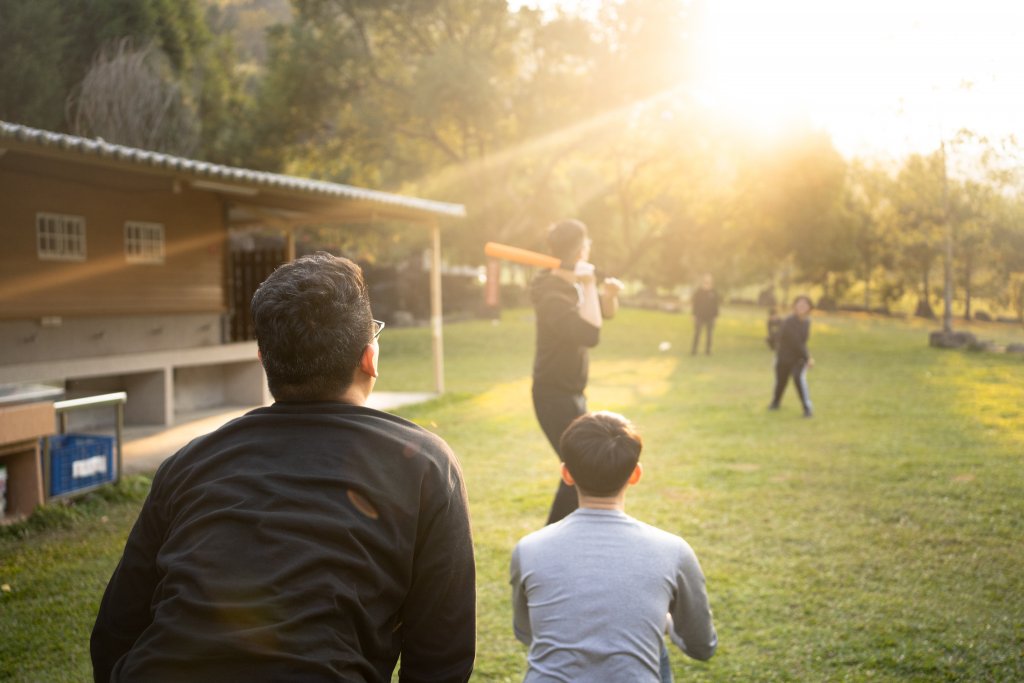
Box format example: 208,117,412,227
0,121,465,227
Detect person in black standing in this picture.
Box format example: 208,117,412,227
691,274,719,355
769,295,815,417
531,219,623,525
765,306,782,350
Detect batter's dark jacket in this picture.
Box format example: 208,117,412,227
530,271,600,394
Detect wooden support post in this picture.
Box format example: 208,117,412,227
285,228,296,263
429,222,445,395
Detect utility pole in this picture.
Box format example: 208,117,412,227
940,139,953,334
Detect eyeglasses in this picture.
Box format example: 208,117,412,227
372,319,385,340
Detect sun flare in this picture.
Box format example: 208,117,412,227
691,0,1024,157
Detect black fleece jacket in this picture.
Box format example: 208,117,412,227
92,402,475,683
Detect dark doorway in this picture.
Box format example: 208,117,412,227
227,246,286,342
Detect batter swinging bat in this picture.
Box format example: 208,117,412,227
484,242,564,270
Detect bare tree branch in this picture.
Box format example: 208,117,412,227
66,38,199,156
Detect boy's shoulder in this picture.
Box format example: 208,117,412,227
630,516,695,552
515,510,690,554
513,515,571,551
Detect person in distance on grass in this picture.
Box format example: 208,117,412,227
769,294,815,417
91,253,475,683
530,219,624,525
765,305,782,351
690,273,720,355
510,411,717,682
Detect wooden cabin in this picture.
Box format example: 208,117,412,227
0,121,464,427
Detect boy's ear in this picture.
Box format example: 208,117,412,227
560,463,575,487
627,463,643,486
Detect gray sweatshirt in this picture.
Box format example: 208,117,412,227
510,508,717,682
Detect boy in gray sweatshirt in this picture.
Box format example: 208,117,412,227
510,411,717,681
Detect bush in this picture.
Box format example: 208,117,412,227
915,300,936,319
816,296,838,311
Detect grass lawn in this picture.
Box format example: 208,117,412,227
2,306,1022,681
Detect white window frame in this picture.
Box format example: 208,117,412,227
36,213,87,261
124,221,165,264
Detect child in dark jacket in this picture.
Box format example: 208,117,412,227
769,296,814,417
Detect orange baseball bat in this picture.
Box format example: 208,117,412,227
484,242,563,270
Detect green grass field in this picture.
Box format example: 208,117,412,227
2,306,1022,681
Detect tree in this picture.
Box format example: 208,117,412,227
0,0,240,161
67,39,200,156
236,0,711,268
0,0,68,130
950,179,1000,320
843,160,897,310
891,152,946,318
988,187,1024,322
725,129,849,303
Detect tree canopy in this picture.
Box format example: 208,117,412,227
1,0,1021,318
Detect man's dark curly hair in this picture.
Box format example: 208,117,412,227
251,252,373,401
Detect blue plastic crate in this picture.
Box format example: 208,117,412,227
46,434,115,497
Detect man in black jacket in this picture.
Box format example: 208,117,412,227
530,219,623,524
91,253,476,683
769,295,815,417
691,274,720,355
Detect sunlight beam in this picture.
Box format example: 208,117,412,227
0,231,225,303
404,83,691,215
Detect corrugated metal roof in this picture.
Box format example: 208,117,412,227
0,120,465,219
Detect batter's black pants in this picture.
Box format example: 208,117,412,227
532,385,586,525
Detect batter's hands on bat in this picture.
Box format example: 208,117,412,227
602,277,624,295
573,261,597,285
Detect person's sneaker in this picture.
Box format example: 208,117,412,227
768,403,779,411
803,409,814,418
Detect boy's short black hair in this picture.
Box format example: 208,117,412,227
559,411,642,496
546,219,588,262
251,252,373,401
793,294,814,309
